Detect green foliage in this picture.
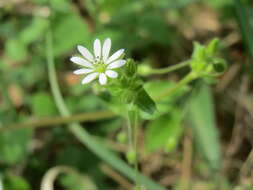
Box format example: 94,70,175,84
52,12,91,56
0,0,241,189
5,17,49,62
5,39,28,62
4,175,31,190
187,83,221,171
31,92,58,117
0,130,32,164
190,39,227,78
104,59,156,114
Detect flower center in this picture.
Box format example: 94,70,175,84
94,60,107,73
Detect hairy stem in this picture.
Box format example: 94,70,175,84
127,109,141,189
150,60,190,75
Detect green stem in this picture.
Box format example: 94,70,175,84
127,111,134,152
148,60,190,75
127,109,141,189
155,72,197,101
46,27,166,190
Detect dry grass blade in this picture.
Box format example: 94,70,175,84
40,166,97,190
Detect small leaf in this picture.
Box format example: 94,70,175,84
145,110,183,153
135,87,156,114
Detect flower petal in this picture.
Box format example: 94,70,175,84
77,45,94,62
70,57,94,68
93,39,101,59
73,68,94,75
81,72,98,84
105,70,118,78
107,60,126,69
106,49,124,64
99,73,107,85
102,38,111,62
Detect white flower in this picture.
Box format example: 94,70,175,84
70,38,126,85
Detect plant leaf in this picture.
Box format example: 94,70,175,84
187,83,221,171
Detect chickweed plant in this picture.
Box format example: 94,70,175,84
69,37,227,189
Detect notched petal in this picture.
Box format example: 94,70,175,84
99,73,107,85
77,45,94,62
107,60,126,69
105,70,118,78
81,72,98,84
106,49,124,64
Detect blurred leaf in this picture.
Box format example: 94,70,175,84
0,129,32,165
5,39,28,62
187,83,221,171
4,175,31,190
145,110,183,153
137,11,171,46
19,17,49,45
234,0,253,58
207,0,232,8
31,92,58,117
53,12,91,56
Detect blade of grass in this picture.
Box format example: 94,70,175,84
0,174,2,190
187,83,221,171
46,28,166,190
234,0,253,58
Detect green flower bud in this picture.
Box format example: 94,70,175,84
206,38,220,57
212,58,227,73
138,64,153,76
192,42,206,61
164,137,177,153
116,131,127,143
127,149,138,164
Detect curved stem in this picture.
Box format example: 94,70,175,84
46,26,166,190
155,72,197,101
148,60,190,75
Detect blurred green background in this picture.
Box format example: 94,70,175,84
1,0,253,189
